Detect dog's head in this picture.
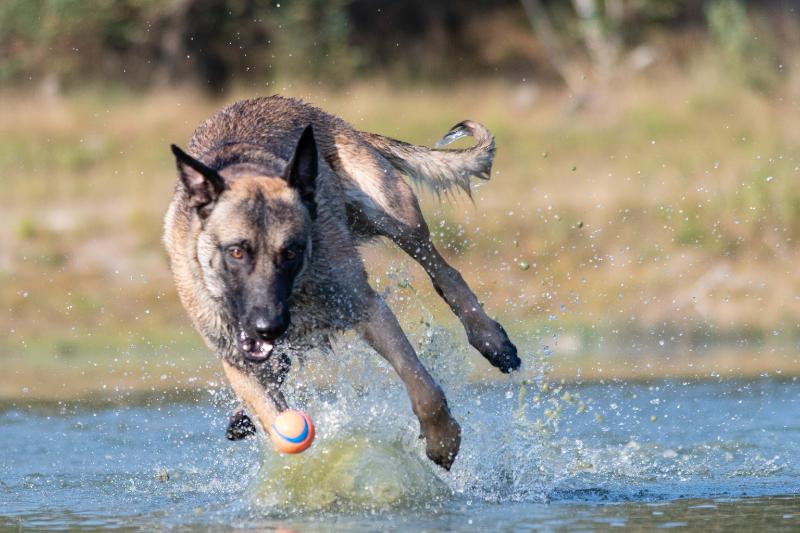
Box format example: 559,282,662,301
171,126,318,363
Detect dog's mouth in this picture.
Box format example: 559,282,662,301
238,330,274,363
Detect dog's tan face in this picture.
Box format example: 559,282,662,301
202,177,311,361
171,126,318,363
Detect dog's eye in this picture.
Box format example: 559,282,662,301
284,249,297,261
228,246,245,260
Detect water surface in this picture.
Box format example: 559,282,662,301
1,377,799,530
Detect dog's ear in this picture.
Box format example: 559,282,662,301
284,125,317,218
171,144,226,217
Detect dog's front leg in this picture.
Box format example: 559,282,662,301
222,360,289,442
356,295,461,470
226,406,257,440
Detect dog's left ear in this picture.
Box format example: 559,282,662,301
284,125,318,218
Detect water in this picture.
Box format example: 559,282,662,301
1,377,799,530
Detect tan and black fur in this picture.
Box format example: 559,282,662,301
164,96,520,470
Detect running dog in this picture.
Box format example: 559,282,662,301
164,96,520,469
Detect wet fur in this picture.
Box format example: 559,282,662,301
164,96,519,469
164,126,368,382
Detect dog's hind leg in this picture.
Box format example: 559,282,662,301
336,140,519,372
356,292,461,470
396,222,521,373
353,183,520,373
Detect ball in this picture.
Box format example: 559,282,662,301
270,409,315,454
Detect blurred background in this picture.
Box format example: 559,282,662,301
2,0,800,400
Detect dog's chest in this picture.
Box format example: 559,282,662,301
285,276,363,341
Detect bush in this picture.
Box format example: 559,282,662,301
706,0,779,92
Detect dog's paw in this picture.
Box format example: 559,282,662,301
469,322,521,374
226,409,257,441
421,412,461,471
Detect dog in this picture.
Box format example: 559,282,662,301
163,96,520,470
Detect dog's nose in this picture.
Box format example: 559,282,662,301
253,315,286,340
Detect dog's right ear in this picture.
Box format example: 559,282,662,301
171,144,226,217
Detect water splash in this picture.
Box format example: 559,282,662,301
241,308,557,512
252,434,449,512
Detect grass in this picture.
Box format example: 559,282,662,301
2,58,800,399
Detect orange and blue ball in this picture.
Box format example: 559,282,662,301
270,409,315,454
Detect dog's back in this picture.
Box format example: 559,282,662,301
188,97,342,164
186,96,495,211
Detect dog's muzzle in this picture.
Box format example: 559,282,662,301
238,330,274,363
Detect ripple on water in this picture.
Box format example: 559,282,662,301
1,348,800,529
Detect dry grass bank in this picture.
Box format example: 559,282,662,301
2,63,800,396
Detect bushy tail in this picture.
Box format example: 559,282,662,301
359,120,495,197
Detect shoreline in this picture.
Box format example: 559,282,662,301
2,349,798,403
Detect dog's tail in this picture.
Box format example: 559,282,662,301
359,120,495,197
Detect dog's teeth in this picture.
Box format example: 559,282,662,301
240,338,255,352
261,342,273,355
